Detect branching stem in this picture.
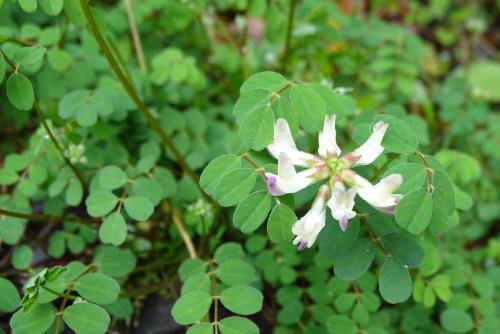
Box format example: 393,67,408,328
0,208,99,225
79,0,202,192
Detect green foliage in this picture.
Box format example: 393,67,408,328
0,0,498,333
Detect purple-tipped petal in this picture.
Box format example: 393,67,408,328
266,175,285,196
339,215,348,232
298,241,307,251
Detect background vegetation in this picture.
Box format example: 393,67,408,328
0,0,498,333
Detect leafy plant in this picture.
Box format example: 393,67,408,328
0,1,498,334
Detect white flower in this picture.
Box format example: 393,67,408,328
265,152,327,196
327,182,357,231
347,121,388,166
292,185,329,250
267,118,320,167
263,115,399,250
353,173,403,214
318,115,341,157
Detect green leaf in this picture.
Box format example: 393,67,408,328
178,259,208,281
171,291,212,325
200,155,241,195
233,191,271,234
93,247,136,278
123,196,154,221
334,293,356,313
326,315,357,334
219,316,259,334
267,203,297,244
0,54,5,84
373,114,418,154
98,166,127,190
181,273,211,295
99,212,127,246
233,89,272,123
239,105,274,150
103,298,133,320
290,84,326,133
187,324,213,334
334,238,374,281
419,239,441,277
47,49,73,72
381,233,424,268
7,73,34,111
240,71,288,93
63,303,110,334
14,46,46,66
383,163,426,195
39,0,63,16
75,273,120,305
86,191,118,217
440,309,474,333
65,180,83,206
395,189,433,234
131,177,163,205
12,244,33,270
467,60,500,102
19,0,38,12
10,304,55,334
214,243,245,264
216,259,256,286
219,285,263,315
379,258,412,304
0,277,21,312
59,89,112,127
213,168,256,207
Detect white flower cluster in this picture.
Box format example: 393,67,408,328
65,144,87,164
186,198,215,221
265,116,403,251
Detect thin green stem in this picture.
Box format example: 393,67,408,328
416,151,433,192
0,208,99,225
1,48,86,191
41,286,77,300
34,101,87,192
78,0,202,191
281,0,297,73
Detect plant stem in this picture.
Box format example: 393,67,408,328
34,101,87,192
123,0,147,73
0,208,99,225
241,153,267,182
281,0,297,73
1,48,86,191
79,0,201,190
172,208,197,259
41,286,76,300
416,151,433,192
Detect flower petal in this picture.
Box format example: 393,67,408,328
292,185,329,250
347,121,388,166
318,115,341,157
327,182,357,231
351,172,403,214
265,153,327,196
267,118,320,167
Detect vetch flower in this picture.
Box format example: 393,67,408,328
327,181,357,231
265,152,327,196
292,185,329,251
267,118,323,167
343,121,388,166
318,115,341,157
352,173,403,214
264,116,402,250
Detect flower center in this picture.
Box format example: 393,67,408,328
325,156,345,177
